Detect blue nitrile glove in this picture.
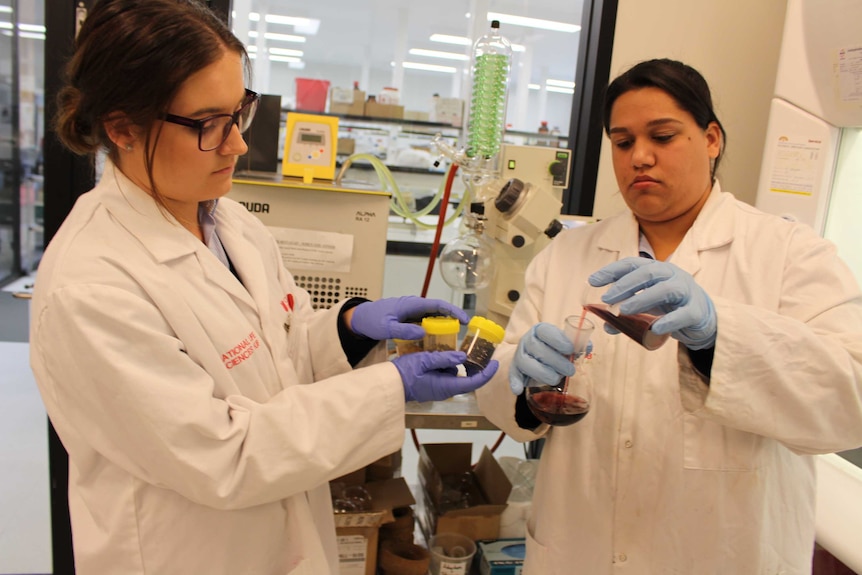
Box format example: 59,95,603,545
589,257,717,350
350,296,469,341
509,323,576,396
393,351,500,403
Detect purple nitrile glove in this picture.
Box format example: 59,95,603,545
393,351,499,403
350,296,468,341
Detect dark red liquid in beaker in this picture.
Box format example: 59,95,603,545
526,385,590,426
583,304,669,350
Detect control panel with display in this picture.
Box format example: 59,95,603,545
282,113,339,181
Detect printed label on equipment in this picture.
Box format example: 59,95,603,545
267,226,354,272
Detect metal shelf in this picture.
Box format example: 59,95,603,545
405,392,498,430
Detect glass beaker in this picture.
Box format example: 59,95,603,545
583,303,670,351
525,313,595,426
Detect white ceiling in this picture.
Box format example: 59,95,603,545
235,0,585,85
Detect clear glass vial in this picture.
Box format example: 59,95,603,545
459,316,505,371
421,316,460,352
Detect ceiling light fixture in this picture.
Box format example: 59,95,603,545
546,79,576,89
487,12,581,33
269,55,301,63
429,33,525,52
408,48,469,61
268,47,304,57
528,83,541,90
546,86,575,94
401,61,457,74
249,31,306,43
429,33,471,46
248,12,320,35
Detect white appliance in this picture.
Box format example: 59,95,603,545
754,1,862,571
229,176,391,309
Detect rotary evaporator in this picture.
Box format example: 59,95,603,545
434,21,573,326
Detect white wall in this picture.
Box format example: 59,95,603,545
592,0,788,219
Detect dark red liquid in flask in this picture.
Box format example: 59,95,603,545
526,380,590,426
583,304,669,350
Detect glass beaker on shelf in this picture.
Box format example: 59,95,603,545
524,313,595,427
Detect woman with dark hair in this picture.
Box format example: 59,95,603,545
477,58,862,574
30,1,497,573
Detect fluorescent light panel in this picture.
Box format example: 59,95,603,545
546,79,575,89
247,12,320,34
429,33,470,46
248,30,306,43
488,12,581,33
546,86,574,94
268,46,303,57
408,48,469,61
429,33,525,52
401,61,456,74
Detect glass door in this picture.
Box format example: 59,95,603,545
0,0,19,284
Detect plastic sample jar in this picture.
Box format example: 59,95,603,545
392,322,423,356
393,338,424,356
422,316,460,352
459,316,504,371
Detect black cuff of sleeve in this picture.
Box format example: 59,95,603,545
687,346,715,381
515,391,543,430
338,297,378,367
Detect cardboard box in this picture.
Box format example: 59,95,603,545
477,539,526,575
364,101,404,120
337,137,356,156
433,97,464,127
404,110,430,122
334,477,415,575
418,444,513,542
330,87,365,116
366,448,402,481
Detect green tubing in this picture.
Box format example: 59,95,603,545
336,153,467,229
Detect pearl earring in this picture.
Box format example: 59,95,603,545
124,144,133,152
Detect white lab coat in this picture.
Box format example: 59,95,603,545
476,183,862,575
29,162,407,574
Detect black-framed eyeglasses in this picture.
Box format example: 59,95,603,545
162,89,260,152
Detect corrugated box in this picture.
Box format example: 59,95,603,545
364,102,404,120
433,97,464,127
337,137,356,156
404,110,431,122
330,87,365,116
334,477,415,575
418,444,513,542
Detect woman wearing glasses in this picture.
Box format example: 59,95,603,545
30,1,498,573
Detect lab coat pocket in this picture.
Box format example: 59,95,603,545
522,522,549,575
683,413,763,471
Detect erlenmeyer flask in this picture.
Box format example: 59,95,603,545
583,303,670,351
525,313,595,427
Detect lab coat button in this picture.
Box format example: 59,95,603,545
624,440,633,448
618,553,628,562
